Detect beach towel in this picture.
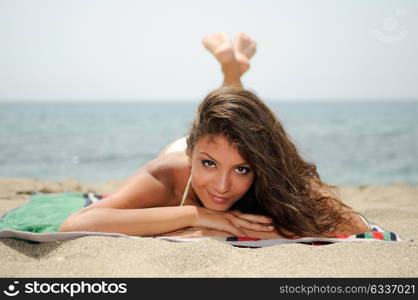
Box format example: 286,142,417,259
0,193,411,248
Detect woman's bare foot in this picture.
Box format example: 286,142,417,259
202,32,246,86
233,33,257,75
202,32,237,66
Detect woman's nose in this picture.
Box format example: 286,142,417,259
214,173,231,194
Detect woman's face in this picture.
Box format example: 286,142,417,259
188,134,255,211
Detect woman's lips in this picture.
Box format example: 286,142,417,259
208,191,230,204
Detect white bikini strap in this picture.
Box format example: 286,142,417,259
179,175,192,207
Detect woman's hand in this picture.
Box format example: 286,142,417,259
191,207,275,237
162,226,289,239
162,208,300,240
162,227,233,238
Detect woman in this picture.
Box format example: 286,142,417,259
59,33,371,239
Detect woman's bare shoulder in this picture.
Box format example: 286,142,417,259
143,152,188,180
145,137,189,184
145,150,190,191
79,152,190,211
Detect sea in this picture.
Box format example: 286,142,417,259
1,100,417,186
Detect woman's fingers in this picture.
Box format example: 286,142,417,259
225,221,247,237
194,207,247,237
233,218,275,232
163,227,239,238
228,212,274,231
230,210,274,226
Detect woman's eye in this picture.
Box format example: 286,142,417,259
201,160,215,168
236,167,250,175
201,160,250,175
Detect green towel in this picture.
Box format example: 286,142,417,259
0,193,87,233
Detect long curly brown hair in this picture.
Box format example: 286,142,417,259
186,86,362,238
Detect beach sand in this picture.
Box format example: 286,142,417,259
0,178,417,277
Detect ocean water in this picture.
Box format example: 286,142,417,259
1,101,417,186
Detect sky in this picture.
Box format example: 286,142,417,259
0,0,417,102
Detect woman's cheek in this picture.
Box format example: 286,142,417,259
193,167,210,184
192,169,213,197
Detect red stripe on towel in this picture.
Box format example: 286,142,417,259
237,237,261,241
373,232,384,240
333,234,349,239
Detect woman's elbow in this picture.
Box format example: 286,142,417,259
58,206,95,232
58,215,77,232
58,211,86,232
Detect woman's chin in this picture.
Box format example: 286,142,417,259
202,201,230,211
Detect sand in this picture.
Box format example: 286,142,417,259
0,178,417,277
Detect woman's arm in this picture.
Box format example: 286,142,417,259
59,204,199,236
59,203,275,237
58,166,201,236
